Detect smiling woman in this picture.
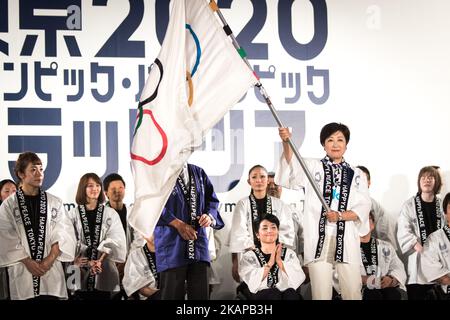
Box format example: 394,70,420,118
276,122,371,300
238,214,305,300
228,165,295,286
67,172,127,300
0,179,17,204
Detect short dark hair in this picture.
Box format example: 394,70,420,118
356,166,370,182
267,171,275,178
443,193,450,215
75,173,105,205
0,179,17,192
253,214,280,232
14,152,42,182
417,166,442,195
320,122,350,146
248,164,267,176
103,173,126,191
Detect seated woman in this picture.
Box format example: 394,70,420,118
421,192,450,300
331,211,407,300
359,212,407,300
229,165,295,284
239,214,305,300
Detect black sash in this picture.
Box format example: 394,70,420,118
253,246,287,288
177,167,198,260
315,157,354,262
249,194,272,245
335,165,353,262
414,194,442,245
142,244,159,289
361,237,378,276
16,188,48,297
78,204,104,291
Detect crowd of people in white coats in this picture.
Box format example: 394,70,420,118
1,122,449,300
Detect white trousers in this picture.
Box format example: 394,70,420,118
308,235,362,300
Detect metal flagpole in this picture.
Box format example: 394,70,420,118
209,0,331,212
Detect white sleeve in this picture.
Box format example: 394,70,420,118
49,197,76,262
420,235,449,283
122,247,157,297
229,200,254,253
292,208,304,254
386,243,407,287
206,227,216,261
97,208,127,263
275,154,307,190
276,248,305,291
348,168,371,236
397,200,418,255
0,199,29,267
125,204,134,253
277,200,295,248
238,251,265,294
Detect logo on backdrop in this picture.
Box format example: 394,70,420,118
1,0,329,192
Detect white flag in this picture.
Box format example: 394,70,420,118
129,0,256,238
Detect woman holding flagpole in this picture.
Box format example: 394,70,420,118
276,123,371,300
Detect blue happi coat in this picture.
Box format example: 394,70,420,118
154,164,224,272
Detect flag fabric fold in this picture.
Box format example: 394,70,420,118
129,0,256,238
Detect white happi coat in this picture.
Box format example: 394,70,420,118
371,198,397,249
122,237,158,299
68,205,127,292
333,238,406,293
276,157,371,265
397,196,444,284
291,206,304,256
239,247,305,294
0,192,76,300
421,228,450,293
228,196,295,253
106,203,134,253
360,239,407,291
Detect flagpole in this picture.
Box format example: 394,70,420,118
209,0,331,212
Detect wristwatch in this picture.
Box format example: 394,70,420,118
338,212,343,221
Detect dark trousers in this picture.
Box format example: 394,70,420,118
159,262,209,300
73,289,111,300
251,288,303,300
406,284,435,300
27,295,59,300
147,290,162,301
363,287,403,300
432,285,450,300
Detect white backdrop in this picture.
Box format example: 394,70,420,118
1,0,450,298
